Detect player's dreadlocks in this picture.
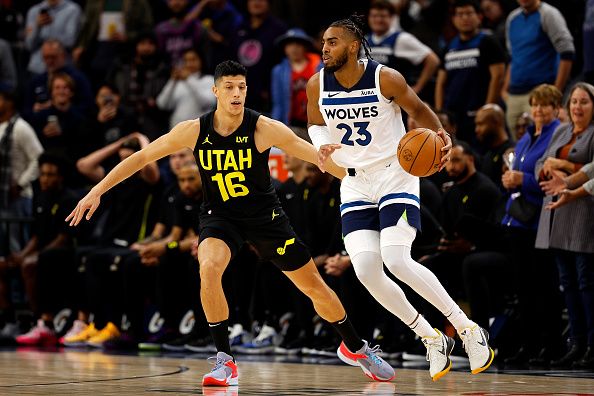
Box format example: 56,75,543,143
329,14,373,60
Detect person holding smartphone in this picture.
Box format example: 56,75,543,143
25,0,82,74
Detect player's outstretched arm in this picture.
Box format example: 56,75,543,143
256,115,346,180
66,120,200,226
305,73,341,172
380,67,452,169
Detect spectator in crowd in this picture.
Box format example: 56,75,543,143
112,161,203,350
28,72,89,161
366,0,439,100
69,135,160,348
0,89,43,255
420,142,501,325
185,0,243,67
435,0,506,145
108,32,170,140
480,0,513,50
504,0,574,136
25,39,93,116
157,49,216,128
474,104,514,190
155,0,211,70
10,154,78,346
61,149,192,348
271,29,321,130
233,0,287,113
24,0,81,75
90,83,139,152
515,111,531,141
493,84,563,366
73,0,154,88
535,82,594,369
0,39,17,91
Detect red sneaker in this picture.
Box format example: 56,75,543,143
16,319,57,346
202,352,239,386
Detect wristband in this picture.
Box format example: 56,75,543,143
167,241,179,251
308,125,332,150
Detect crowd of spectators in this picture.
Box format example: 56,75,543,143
0,0,593,371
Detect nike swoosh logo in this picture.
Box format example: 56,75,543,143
328,92,341,97
477,330,487,346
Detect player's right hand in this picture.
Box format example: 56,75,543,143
65,190,101,226
318,144,341,172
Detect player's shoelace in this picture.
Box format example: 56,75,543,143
207,356,228,372
366,345,384,365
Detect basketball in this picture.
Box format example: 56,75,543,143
397,128,445,177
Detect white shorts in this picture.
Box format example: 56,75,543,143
340,157,420,256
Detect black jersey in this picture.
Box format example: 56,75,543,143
194,108,280,217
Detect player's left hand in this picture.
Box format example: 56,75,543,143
437,128,452,171
66,189,101,226
546,189,577,210
318,144,341,173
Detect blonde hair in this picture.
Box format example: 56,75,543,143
528,84,562,108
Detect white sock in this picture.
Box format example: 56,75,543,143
444,303,476,334
408,313,439,339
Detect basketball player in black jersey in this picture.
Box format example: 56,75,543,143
66,61,395,386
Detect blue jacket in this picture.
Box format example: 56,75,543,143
271,54,322,124
502,118,560,229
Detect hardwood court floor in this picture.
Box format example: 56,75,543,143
0,349,593,395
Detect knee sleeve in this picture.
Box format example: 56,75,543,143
351,251,384,287
382,245,455,314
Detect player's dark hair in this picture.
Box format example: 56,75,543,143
329,14,373,60
453,0,481,13
214,60,247,82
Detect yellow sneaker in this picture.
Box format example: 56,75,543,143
87,322,121,348
62,322,98,347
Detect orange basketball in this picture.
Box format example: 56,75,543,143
397,128,445,177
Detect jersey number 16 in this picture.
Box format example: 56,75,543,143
212,171,249,202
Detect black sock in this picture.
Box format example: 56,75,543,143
330,315,364,352
208,319,232,357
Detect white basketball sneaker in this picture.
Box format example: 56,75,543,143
460,326,495,374
422,329,455,381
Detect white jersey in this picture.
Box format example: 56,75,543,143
319,59,406,169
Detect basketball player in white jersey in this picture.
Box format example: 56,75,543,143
307,15,494,381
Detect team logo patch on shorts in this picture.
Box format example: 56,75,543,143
277,238,295,255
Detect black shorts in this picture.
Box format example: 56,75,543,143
198,206,311,271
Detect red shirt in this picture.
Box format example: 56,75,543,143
289,53,320,126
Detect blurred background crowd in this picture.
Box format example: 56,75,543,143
0,0,593,371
